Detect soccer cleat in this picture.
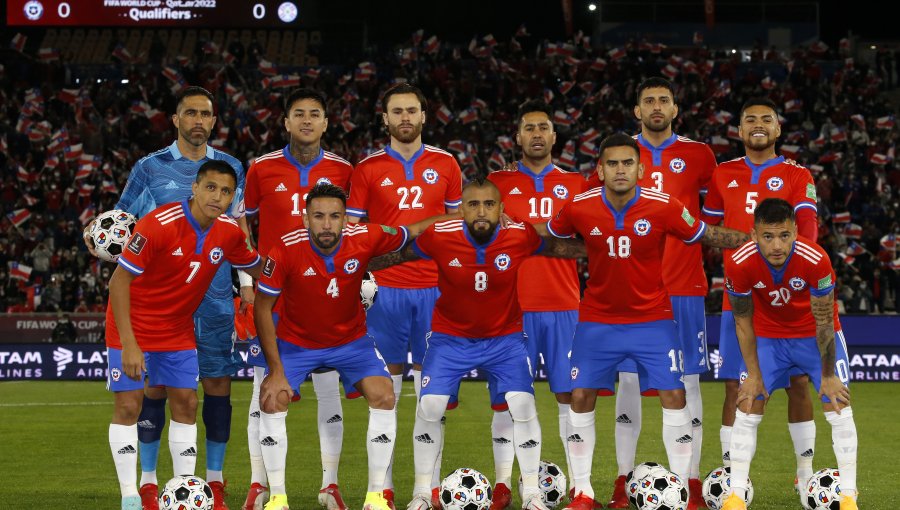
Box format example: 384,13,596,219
383,488,397,510
431,487,442,510
318,484,348,510
793,476,800,494
363,491,392,510
564,493,598,510
263,494,289,510
839,494,859,510
243,483,269,510
121,495,142,510
406,494,433,510
688,478,707,509
139,483,159,510
209,481,230,510
522,494,550,510
606,475,629,508
490,483,512,510
720,494,746,510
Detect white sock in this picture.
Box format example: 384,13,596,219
367,407,397,492
729,411,762,500
508,392,542,497
139,471,157,488
720,425,733,467
491,410,515,487
662,407,693,485
259,411,288,495
430,415,446,489
683,374,703,479
312,370,343,489
788,420,816,486
567,409,596,500
168,420,197,476
825,408,858,495
110,423,139,497
248,367,267,486
383,374,403,490
412,369,422,399
413,395,448,496
558,402,573,483
615,372,642,476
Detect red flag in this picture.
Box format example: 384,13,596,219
832,212,851,224
435,105,453,125
78,205,96,225
10,33,27,53
7,209,31,227
710,136,730,153
424,36,440,55
579,141,596,157
726,125,741,141
844,223,862,239
38,48,60,62
713,110,734,124
23,194,38,206
304,68,321,80
559,81,575,95
253,109,272,123
784,99,803,113
488,151,505,169
830,129,847,143
222,50,235,65
881,234,897,251
711,277,725,292
870,153,890,165
780,144,801,159
64,143,83,160
543,88,555,104
496,136,514,151
58,89,80,104
558,140,576,168
847,241,866,256
809,41,829,54
232,92,246,107
590,58,607,72
876,116,895,129
202,41,220,54
553,110,574,127
608,47,626,61
8,262,32,281
850,114,866,129
661,64,679,79
258,59,277,76
411,29,424,46
458,109,478,125
761,76,775,90
112,45,136,63
78,183,96,197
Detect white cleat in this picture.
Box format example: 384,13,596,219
521,494,550,510
406,494,433,510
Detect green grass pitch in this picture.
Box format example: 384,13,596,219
0,381,895,509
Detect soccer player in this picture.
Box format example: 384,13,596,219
243,88,354,510
368,177,585,510
107,161,261,510
606,77,717,509
85,86,249,510
701,98,820,490
487,100,587,508
720,198,858,510
548,134,749,510
254,182,445,510
346,82,463,505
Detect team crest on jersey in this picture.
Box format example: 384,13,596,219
789,277,807,291
633,218,652,236
669,158,686,173
739,371,749,383
570,367,579,380
766,176,784,191
494,253,511,271
421,376,430,387
249,344,261,357
422,168,439,184
111,368,121,382
126,232,147,255
316,177,332,186
209,247,224,265
553,184,569,199
344,258,360,274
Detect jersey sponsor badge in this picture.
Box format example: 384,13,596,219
126,232,147,255
422,168,439,184
669,157,686,173
494,253,511,271
381,225,398,235
806,183,817,200
209,247,224,264
344,258,360,274
316,177,332,186
766,176,784,191
817,274,833,290
633,218,652,236
262,257,276,278
553,184,569,199
681,207,696,226
789,277,807,290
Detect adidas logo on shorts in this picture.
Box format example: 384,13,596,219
180,447,197,457
381,177,394,187
616,414,632,424
492,437,511,444
415,433,435,444
326,414,343,423
567,434,583,443
370,434,392,443
261,436,277,447
118,445,136,454
518,439,539,449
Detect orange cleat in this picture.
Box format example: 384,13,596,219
139,483,159,510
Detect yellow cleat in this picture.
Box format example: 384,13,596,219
840,495,859,510
721,493,747,510
264,494,289,510
363,491,392,510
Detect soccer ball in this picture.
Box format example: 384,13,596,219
90,209,136,262
803,468,843,510
626,462,669,507
517,460,567,508
634,470,689,510
158,475,214,510
360,271,378,311
440,467,493,510
701,466,754,510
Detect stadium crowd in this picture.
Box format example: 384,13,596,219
1,26,899,315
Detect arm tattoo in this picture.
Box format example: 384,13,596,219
811,292,836,370
543,237,587,259
729,293,754,318
702,225,751,249
367,244,420,272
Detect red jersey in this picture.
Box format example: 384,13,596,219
702,155,817,310
257,223,408,348
412,220,544,338
636,134,717,296
244,147,353,256
724,237,840,338
347,144,463,288
488,163,587,311
548,187,707,324
107,201,260,351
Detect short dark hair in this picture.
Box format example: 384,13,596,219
284,88,327,114
754,198,795,225
636,77,675,105
176,86,215,111
517,100,553,127
381,82,427,113
305,182,347,209
741,97,779,117
196,160,237,185
462,174,499,194
597,132,640,160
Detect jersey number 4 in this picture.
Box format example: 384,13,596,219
327,277,339,298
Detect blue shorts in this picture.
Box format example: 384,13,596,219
718,311,804,381
194,313,243,378
246,312,280,369
420,331,535,399
740,330,851,403
274,335,390,394
366,286,438,365
107,347,198,392
570,320,684,393
617,296,708,376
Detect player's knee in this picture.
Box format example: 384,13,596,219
201,376,231,396
659,389,687,410
368,389,395,410
505,391,537,422
115,397,144,423
417,394,449,422
570,388,596,412
169,392,199,422
261,392,289,414
145,385,167,399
